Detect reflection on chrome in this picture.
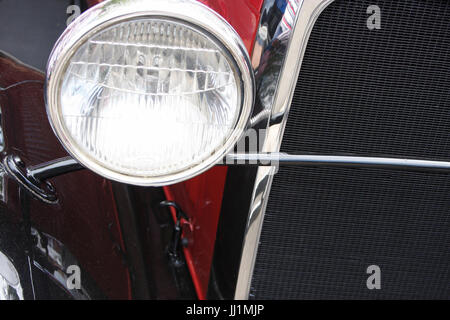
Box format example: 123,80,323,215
249,0,302,130
0,107,4,152
0,251,23,300
0,165,6,203
235,0,335,299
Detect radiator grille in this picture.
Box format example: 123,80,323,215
250,0,450,299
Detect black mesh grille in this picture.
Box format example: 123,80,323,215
250,0,450,299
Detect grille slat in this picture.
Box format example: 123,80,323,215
251,0,450,299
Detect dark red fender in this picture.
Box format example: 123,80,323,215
164,0,263,300
0,54,132,299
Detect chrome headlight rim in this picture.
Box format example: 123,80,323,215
46,0,254,186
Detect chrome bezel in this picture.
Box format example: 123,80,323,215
46,0,254,186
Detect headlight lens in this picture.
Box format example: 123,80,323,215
46,0,254,186
61,18,240,177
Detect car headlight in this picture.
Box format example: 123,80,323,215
46,0,254,186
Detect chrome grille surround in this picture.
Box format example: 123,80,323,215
234,0,335,299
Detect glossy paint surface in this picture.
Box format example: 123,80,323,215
0,51,132,299
199,0,262,51
0,0,133,299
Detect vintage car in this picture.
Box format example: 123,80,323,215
0,0,449,300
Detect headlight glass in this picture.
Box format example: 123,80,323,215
46,0,254,186
60,18,240,178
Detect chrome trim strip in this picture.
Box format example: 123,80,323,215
234,0,335,300
28,157,83,181
226,153,450,173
